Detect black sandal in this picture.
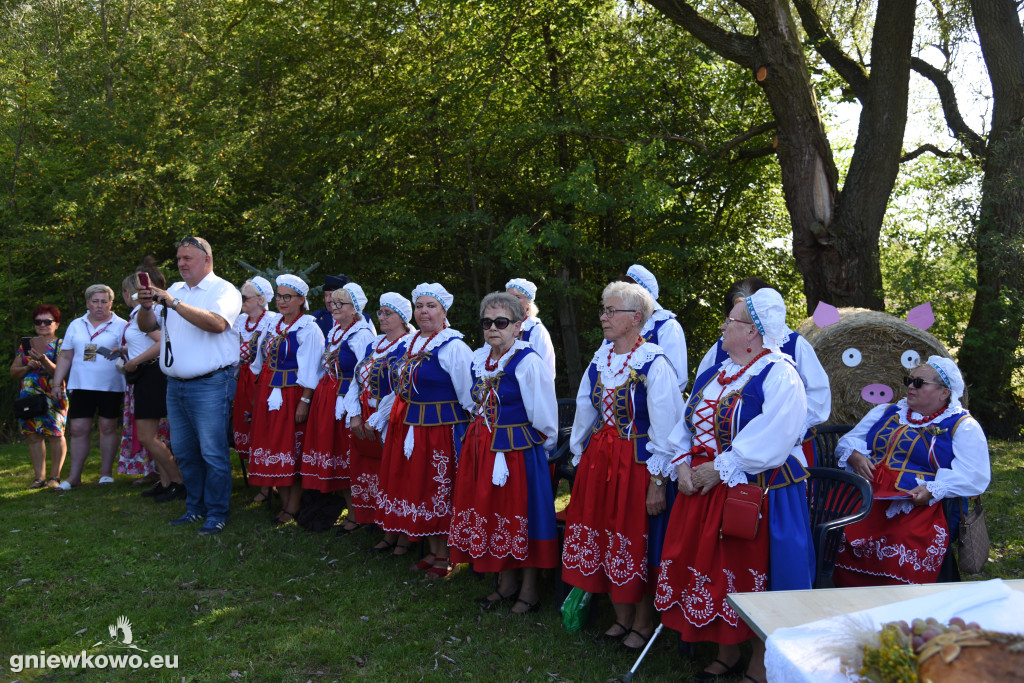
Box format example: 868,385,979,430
510,598,540,614
602,621,631,641
621,628,653,652
474,586,519,609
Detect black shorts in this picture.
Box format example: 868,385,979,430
132,363,168,420
68,389,123,420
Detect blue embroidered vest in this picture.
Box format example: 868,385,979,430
686,359,809,489
355,339,406,404
262,329,302,388
585,354,658,463
866,404,969,491
642,312,675,345
335,336,360,396
394,336,469,426
470,348,545,452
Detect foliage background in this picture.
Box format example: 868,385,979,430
1,0,1013,432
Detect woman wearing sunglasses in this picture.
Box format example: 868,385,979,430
375,282,474,578
246,274,326,525
833,356,990,587
561,281,684,651
449,292,558,613
10,305,68,488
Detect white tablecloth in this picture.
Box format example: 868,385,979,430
765,579,1024,682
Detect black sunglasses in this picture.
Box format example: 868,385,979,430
176,236,208,254
903,376,942,389
33,319,56,325
480,317,512,330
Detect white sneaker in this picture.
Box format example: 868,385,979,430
98,476,114,485
57,481,72,491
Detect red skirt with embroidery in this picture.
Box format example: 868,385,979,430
348,400,383,524
560,425,652,604
248,373,304,487
833,465,948,586
449,416,558,571
299,375,353,492
375,396,457,537
655,453,769,645
232,365,257,458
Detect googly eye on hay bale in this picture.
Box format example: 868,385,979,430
796,302,967,425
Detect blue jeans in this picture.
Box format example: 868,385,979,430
166,368,236,523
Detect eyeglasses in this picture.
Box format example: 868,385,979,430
377,308,395,317
480,317,513,330
241,295,254,302
903,376,943,389
33,319,55,326
599,307,637,318
176,236,208,254
328,301,352,310
276,293,300,303
723,316,754,327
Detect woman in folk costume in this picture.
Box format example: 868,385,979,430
623,264,688,393
231,276,280,504
300,285,375,512
695,276,830,467
247,274,325,524
561,281,684,651
375,282,474,578
449,292,559,614
345,292,415,553
655,288,814,683
504,278,556,378
833,356,989,586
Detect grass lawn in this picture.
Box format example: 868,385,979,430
0,440,1021,682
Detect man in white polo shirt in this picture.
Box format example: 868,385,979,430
138,236,242,536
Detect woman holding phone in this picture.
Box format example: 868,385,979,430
10,305,68,488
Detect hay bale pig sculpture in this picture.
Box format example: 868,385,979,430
795,303,964,426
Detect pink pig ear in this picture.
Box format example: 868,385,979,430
906,303,935,330
813,301,841,328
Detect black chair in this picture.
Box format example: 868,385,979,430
938,496,968,582
805,466,872,588
549,399,578,603
811,424,853,469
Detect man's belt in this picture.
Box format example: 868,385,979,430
175,366,231,382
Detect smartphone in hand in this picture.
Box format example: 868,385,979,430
138,272,151,289
20,337,32,354
96,346,117,360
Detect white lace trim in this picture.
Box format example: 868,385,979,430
645,452,677,480
892,398,965,428
340,319,374,346
405,327,463,356
715,353,780,393
712,450,749,487
592,342,665,388
471,340,531,376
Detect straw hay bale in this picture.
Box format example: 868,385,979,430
796,308,963,426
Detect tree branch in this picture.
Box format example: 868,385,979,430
791,0,870,98
643,0,758,65
910,56,987,158
900,143,971,163
571,119,776,162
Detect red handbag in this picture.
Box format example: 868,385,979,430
719,483,766,540
719,469,779,540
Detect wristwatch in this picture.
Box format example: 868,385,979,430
652,477,665,487
170,298,181,310
299,397,311,404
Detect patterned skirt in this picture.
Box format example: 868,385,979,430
248,375,304,487
232,365,257,458
375,396,465,537
299,375,353,492
449,416,558,571
348,399,384,524
561,425,655,605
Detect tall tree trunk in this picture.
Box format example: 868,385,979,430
643,0,917,313
958,0,1024,437
543,20,583,390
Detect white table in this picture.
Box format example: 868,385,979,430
727,579,1024,641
